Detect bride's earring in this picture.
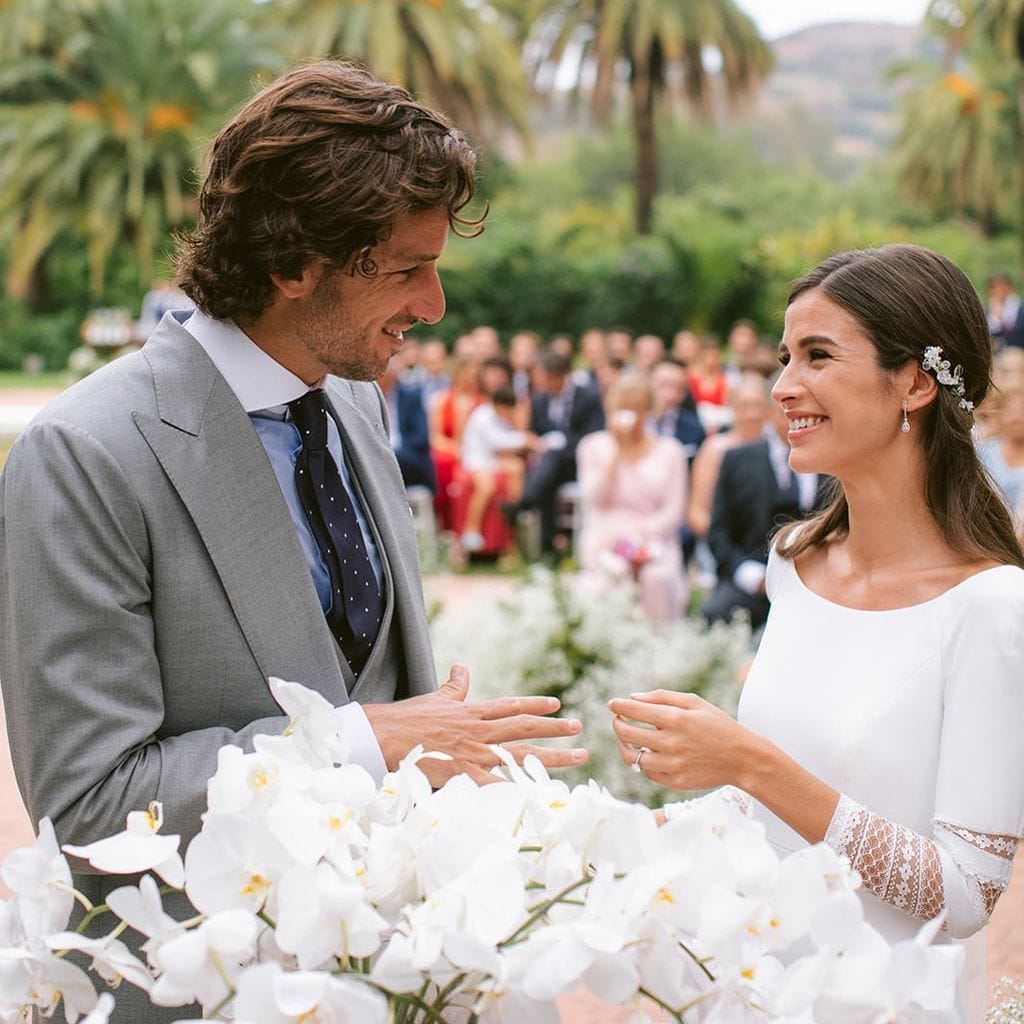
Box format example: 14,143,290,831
901,403,910,434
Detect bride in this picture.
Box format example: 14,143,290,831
609,244,1024,1016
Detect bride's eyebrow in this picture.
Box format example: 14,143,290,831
778,335,838,356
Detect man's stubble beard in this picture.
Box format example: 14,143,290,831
297,276,386,382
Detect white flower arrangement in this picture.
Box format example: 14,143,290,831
0,677,964,1024
429,568,751,803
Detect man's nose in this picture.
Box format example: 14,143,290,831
412,265,446,326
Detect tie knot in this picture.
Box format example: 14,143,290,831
289,390,329,450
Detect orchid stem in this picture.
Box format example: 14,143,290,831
502,875,591,945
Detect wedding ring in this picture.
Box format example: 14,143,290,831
630,746,650,774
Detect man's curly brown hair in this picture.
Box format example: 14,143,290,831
175,60,480,322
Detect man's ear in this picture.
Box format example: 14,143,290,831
269,262,325,300
905,365,939,414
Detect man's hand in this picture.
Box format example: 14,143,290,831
363,665,588,786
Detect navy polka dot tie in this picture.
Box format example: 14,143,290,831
288,390,382,676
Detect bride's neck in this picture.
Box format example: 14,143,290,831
840,466,946,573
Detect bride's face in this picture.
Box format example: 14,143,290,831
772,289,905,478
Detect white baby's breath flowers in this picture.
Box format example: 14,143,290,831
429,567,750,802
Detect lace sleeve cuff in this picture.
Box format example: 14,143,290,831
824,794,945,921
824,795,1020,935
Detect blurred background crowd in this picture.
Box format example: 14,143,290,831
374,305,1024,628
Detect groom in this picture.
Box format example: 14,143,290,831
0,60,585,1019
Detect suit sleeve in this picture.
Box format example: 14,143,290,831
707,448,750,580
0,420,289,854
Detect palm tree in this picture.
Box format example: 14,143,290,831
890,60,1017,235
528,0,772,233
0,0,283,299
278,0,530,149
932,0,1024,254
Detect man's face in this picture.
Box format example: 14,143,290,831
650,364,687,415
541,370,568,396
293,208,449,382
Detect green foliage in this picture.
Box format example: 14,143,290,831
0,298,79,372
0,0,283,300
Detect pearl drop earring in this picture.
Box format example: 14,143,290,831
901,404,910,434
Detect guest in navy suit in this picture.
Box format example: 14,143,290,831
378,357,436,493
507,350,604,554
702,405,829,630
650,357,705,462
987,273,1024,350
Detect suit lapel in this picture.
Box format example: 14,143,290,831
133,320,346,701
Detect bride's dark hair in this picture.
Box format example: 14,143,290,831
775,243,1024,568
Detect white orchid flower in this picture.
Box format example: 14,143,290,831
0,948,97,1023
267,677,350,766
274,861,386,970
62,803,184,889
184,813,290,916
46,931,152,992
80,992,116,1024
373,744,437,822
234,961,388,1024
1,819,75,940
206,744,312,816
105,875,180,964
150,907,260,1009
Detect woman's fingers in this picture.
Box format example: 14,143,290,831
611,714,662,752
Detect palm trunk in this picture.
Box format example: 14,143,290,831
631,56,657,235
1016,13,1024,268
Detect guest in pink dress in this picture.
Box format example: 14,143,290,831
577,372,688,622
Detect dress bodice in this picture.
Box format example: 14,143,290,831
738,545,1024,968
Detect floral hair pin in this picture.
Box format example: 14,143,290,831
921,345,974,413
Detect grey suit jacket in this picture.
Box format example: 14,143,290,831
0,314,436,901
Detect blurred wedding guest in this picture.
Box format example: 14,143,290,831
578,328,608,388
419,338,451,410
671,328,701,367
509,330,541,398
482,352,528,429
453,332,478,358
687,335,730,406
650,357,704,462
987,273,1024,350
633,333,666,373
977,381,1024,527
459,388,534,552
428,356,482,530
377,357,436,493
688,335,733,434
577,372,688,622
606,327,634,364
595,355,626,398
471,324,501,358
506,350,604,555
548,334,574,361
994,346,1024,388
687,373,774,539
137,277,193,338
702,402,827,630
480,353,513,396
396,334,425,384
725,319,760,378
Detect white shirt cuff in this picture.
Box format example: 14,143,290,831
336,702,387,784
734,560,767,596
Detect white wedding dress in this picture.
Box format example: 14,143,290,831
737,544,1024,1018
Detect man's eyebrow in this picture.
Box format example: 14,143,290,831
388,252,442,265
778,334,837,354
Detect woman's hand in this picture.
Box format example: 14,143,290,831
608,690,762,793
